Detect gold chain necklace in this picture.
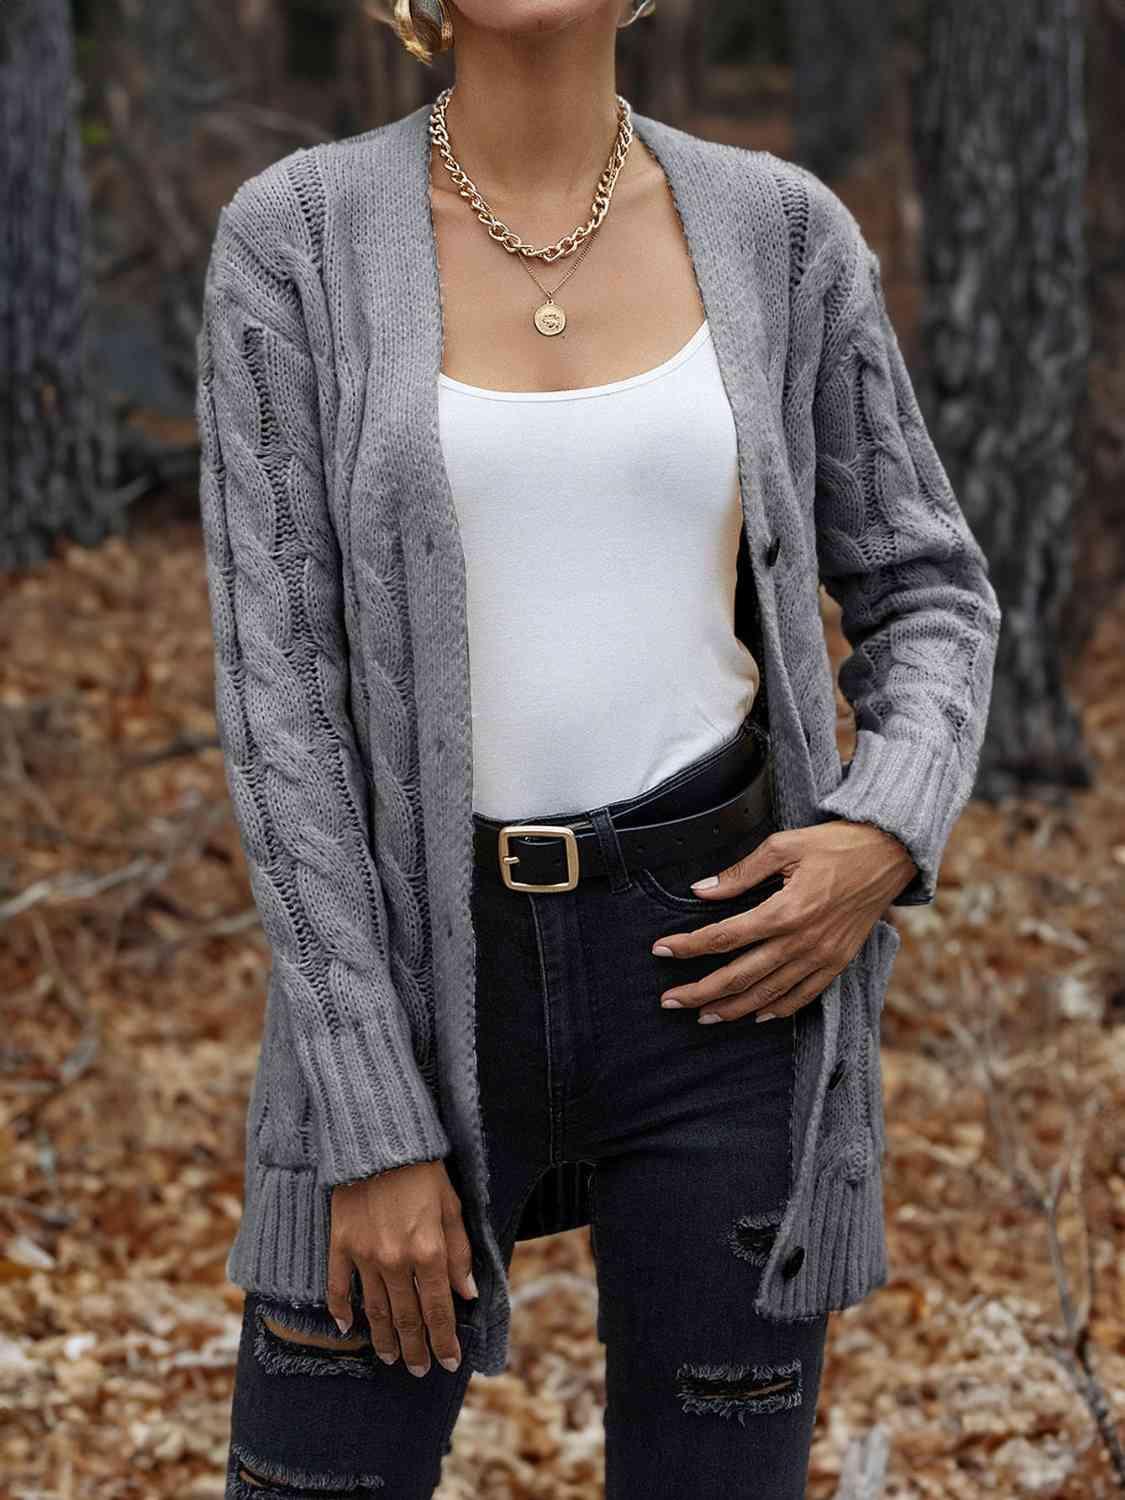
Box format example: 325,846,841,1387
428,84,634,337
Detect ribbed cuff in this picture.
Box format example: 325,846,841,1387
813,729,966,907
297,1020,451,1189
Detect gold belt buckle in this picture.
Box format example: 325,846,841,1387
497,824,580,892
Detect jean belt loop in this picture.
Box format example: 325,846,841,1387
588,805,631,893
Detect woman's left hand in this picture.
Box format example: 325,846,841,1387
651,820,917,1024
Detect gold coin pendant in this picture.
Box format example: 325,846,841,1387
533,302,567,337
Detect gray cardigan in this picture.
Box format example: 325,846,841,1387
196,99,1001,1377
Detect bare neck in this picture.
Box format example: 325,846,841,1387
438,16,644,212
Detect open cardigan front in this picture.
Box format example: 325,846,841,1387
195,99,1001,1377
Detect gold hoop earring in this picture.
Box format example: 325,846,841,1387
618,0,656,28
393,0,453,65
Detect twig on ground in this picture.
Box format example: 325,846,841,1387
952,969,1125,1488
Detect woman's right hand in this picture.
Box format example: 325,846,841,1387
327,1159,479,1376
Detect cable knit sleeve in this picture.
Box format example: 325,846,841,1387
195,195,451,1186
810,240,1002,906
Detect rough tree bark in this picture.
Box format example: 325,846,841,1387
1069,0,1125,658
911,0,1090,795
100,0,217,400
789,0,891,182
0,0,118,571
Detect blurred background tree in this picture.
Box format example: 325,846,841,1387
0,0,118,569
911,0,1090,796
1083,0,1125,681
789,0,891,182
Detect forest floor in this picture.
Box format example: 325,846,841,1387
1,513,1123,1500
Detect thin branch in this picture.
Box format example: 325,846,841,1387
952,973,1125,1487
31,914,100,1090
121,733,221,769
0,857,158,923
119,905,262,972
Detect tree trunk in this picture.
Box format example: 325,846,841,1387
789,0,891,182
1069,0,1125,659
0,0,118,570
911,0,1090,795
616,0,701,126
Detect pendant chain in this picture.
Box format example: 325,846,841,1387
428,84,634,336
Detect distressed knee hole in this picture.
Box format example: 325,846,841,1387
230,1440,384,1495
252,1303,382,1380
674,1358,803,1423
727,1208,784,1267
261,1311,372,1353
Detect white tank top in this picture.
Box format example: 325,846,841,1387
437,317,761,819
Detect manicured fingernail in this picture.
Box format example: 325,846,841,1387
691,875,719,890
755,1011,778,1023
698,1013,722,1024
652,943,674,956
465,1272,480,1299
407,1362,429,1377
661,997,683,1008
439,1354,461,1372
334,1316,352,1335
376,1348,398,1364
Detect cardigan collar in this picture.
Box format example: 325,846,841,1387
388,97,779,564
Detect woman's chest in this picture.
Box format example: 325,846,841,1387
429,150,709,394
436,319,742,562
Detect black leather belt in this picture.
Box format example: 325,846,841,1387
472,725,773,893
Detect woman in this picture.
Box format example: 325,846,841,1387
197,2,1001,1495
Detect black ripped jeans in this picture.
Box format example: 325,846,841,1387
225,716,830,1499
